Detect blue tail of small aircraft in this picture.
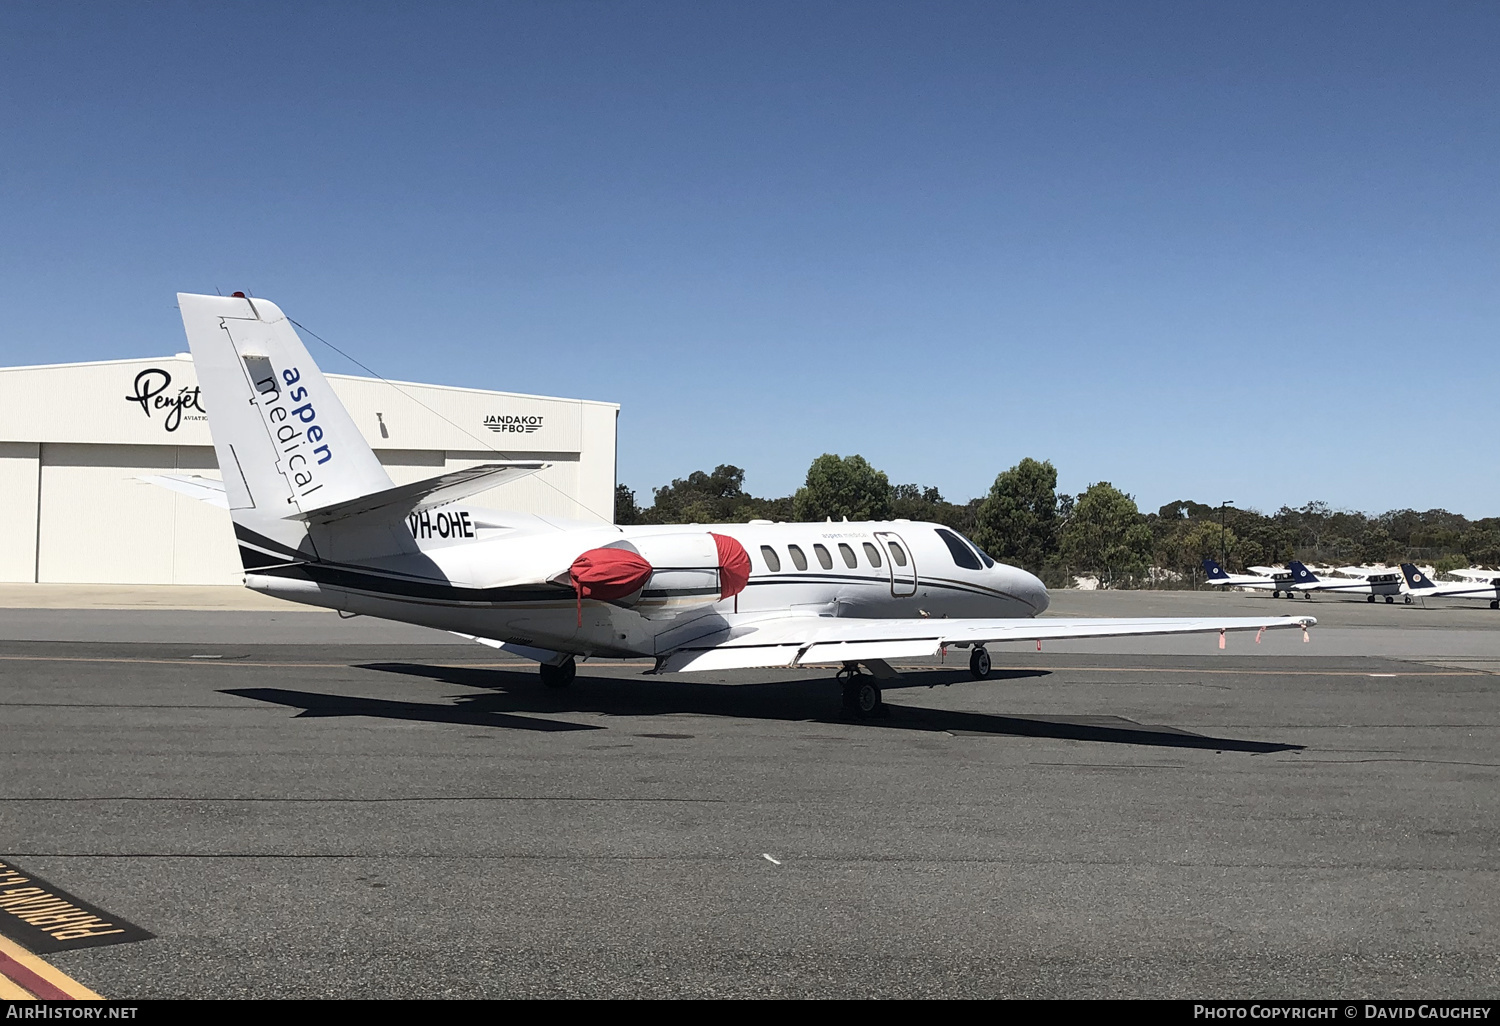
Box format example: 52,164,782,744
1288,561,1319,584
1202,559,1232,581
1400,563,1434,590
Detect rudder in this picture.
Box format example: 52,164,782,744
178,292,392,517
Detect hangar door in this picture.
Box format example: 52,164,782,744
35,443,242,585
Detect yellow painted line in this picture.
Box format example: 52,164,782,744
0,972,34,1000
0,934,103,1000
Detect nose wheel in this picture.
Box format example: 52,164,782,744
969,646,991,680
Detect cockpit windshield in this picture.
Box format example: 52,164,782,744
968,537,996,568
936,528,982,570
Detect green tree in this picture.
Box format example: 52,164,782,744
972,458,1059,574
641,464,750,524
792,454,892,522
1434,553,1469,576
889,483,982,534
614,483,640,525
1156,519,1237,578
1060,482,1153,583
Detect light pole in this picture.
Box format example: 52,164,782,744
1220,501,1234,570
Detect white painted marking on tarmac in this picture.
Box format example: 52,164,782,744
1367,673,1397,677
762,853,782,865
190,654,222,659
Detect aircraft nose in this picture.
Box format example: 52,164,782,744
1010,567,1049,615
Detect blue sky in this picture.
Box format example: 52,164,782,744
3,2,1497,516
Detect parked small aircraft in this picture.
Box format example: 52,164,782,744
1202,559,1302,598
1287,561,1405,603
154,293,1315,717
1399,564,1500,609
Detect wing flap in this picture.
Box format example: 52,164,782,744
797,639,942,665
660,613,1316,674
657,644,805,674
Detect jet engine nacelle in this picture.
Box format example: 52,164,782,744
568,531,750,620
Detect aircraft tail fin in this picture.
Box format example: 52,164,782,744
1400,563,1434,591
1288,560,1319,584
1201,559,1232,581
177,293,393,519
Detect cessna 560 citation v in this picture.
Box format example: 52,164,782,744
155,293,1315,717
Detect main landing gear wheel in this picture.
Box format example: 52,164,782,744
539,656,576,689
970,646,992,680
837,665,883,718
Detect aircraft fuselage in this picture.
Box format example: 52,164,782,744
242,514,1047,660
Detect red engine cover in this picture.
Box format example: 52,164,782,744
711,533,750,599
569,547,654,601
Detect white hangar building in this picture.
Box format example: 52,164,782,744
0,355,619,585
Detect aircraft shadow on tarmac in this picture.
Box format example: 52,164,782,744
223,664,1301,754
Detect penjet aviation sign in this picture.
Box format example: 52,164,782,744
124,367,206,433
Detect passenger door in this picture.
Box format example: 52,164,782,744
873,530,917,597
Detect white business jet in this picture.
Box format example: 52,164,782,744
1399,564,1500,609
153,293,1315,718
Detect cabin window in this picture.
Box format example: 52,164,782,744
937,528,982,570
813,544,833,570
887,541,908,567
760,545,781,573
838,543,857,568
788,544,809,571
862,542,883,568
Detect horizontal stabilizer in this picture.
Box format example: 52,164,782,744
450,632,572,667
140,475,230,509
288,462,549,524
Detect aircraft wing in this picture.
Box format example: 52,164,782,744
657,613,1316,673
1449,568,1500,583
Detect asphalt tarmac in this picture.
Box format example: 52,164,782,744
2,592,1497,998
